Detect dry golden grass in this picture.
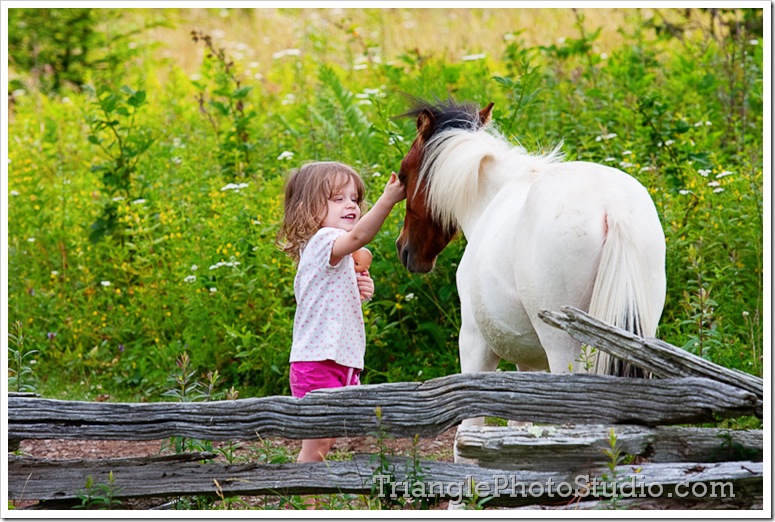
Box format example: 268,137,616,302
143,7,646,74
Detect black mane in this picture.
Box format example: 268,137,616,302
399,96,482,134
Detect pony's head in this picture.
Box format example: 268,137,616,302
396,98,494,273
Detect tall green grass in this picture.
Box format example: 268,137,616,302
7,8,763,401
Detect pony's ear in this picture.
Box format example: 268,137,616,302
478,102,494,126
417,109,435,137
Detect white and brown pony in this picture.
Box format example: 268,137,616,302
395,99,666,458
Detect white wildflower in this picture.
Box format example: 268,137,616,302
101,280,111,287
679,190,691,195
209,261,241,270
184,275,196,283
277,151,294,161
210,287,218,293
716,171,733,179
405,293,416,301
462,53,487,62
221,182,249,192
191,264,198,271
10,190,19,196
132,199,146,205
272,48,301,60
27,237,35,242
622,150,632,156
698,169,711,177
707,181,720,187
713,188,724,193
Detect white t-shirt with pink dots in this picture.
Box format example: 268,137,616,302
289,227,366,369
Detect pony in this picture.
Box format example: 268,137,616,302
394,98,666,461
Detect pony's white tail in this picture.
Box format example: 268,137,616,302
589,211,663,377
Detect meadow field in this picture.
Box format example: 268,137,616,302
7,7,764,407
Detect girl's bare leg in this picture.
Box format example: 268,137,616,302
296,438,335,509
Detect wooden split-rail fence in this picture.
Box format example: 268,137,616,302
7,307,764,509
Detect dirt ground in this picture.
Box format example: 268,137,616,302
15,428,458,511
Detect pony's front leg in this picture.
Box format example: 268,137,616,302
454,318,500,466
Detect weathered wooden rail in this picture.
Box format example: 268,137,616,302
8,452,763,509
7,308,764,509
456,425,763,470
7,373,758,444
540,306,764,403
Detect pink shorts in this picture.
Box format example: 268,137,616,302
290,360,361,398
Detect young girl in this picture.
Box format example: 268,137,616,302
276,161,405,464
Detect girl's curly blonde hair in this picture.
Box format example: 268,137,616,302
276,162,366,262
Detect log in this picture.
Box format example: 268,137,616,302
455,425,763,471
539,307,763,401
8,453,763,508
8,373,758,443
511,496,764,510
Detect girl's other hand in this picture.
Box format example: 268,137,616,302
357,270,374,301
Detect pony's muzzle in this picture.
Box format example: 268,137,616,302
396,237,435,274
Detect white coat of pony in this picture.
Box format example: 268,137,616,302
397,101,666,464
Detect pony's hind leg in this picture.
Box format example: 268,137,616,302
454,319,501,465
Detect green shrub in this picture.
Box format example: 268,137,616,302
8,8,763,401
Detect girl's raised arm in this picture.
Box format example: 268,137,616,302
330,172,405,265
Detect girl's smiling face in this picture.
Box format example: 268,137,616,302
321,178,362,231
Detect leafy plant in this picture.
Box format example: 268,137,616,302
191,31,257,177
84,83,154,243
160,352,237,457
599,428,626,510
75,471,124,510
8,321,38,393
